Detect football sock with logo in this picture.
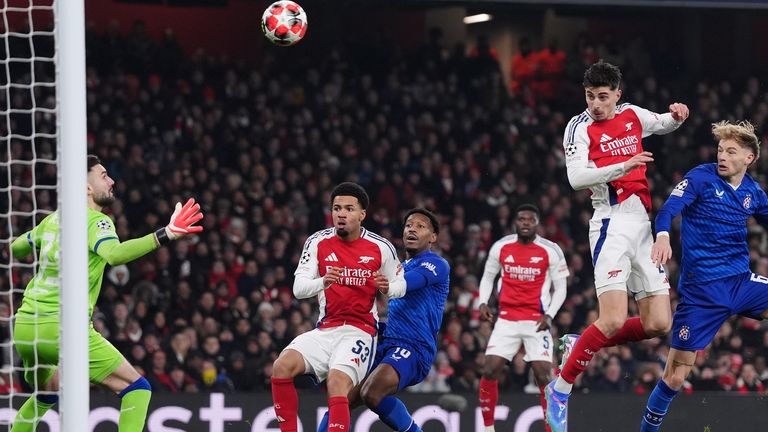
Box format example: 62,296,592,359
604,317,648,347
640,379,679,432
539,385,553,432
118,377,152,432
271,377,299,432
556,324,609,391
328,396,350,432
479,377,499,427
375,396,421,431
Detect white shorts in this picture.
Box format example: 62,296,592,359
589,217,670,299
282,325,376,386
485,319,553,363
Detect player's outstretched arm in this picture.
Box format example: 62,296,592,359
96,197,204,266
156,198,204,242
634,103,689,137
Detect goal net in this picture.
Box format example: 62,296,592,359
1,0,81,429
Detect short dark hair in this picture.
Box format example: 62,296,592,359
583,60,622,90
404,208,440,235
87,154,101,172
516,204,540,219
330,182,369,209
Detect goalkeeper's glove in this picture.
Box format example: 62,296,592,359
155,198,204,245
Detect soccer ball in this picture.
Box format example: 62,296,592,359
261,1,308,46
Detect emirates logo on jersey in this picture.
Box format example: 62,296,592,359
325,266,373,286
600,134,639,155
503,264,542,281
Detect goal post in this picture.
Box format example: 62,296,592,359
57,0,90,430
1,0,89,429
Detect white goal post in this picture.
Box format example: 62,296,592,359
57,0,90,430
1,0,89,430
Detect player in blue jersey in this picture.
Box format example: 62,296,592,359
639,120,768,431
317,208,451,432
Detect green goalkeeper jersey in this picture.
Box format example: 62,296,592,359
12,207,158,321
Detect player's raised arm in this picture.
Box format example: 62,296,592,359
633,103,689,137
93,197,204,266
563,118,639,190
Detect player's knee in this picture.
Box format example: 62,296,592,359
482,365,501,380
597,316,626,336
644,317,671,337
272,353,302,378
360,382,385,409
663,371,686,390
360,380,387,409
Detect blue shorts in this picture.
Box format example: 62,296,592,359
370,338,432,391
672,272,768,351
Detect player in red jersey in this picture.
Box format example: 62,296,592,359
545,60,690,432
476,204,569,432
270,182,406,432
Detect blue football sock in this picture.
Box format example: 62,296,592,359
374,396,421,432
317,410,329,432
641,379,679,432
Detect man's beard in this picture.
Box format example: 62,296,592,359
336,227,349,238
94,192,116,207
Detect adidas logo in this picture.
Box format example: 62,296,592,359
504,255,515,263
325,252,339,262
600,133,613,142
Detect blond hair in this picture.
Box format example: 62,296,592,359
712,120,761,161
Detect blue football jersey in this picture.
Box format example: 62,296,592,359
382,250,450,353
656,163,768,285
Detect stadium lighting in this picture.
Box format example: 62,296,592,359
463,13,493,24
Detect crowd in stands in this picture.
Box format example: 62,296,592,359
3,19,768,397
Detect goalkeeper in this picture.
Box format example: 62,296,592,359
10,155,204,432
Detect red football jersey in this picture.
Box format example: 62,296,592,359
478,235,569,321
563,103,682,217
295,228,403,336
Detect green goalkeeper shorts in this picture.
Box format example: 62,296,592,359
13,319,125,387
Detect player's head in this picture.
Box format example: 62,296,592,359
583,60,622,121
403,208,440,256
515,204,540,241
87,154,115,207
330,182,369,239
713,120,761,179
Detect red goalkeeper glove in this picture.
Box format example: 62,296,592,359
156,198,204,245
